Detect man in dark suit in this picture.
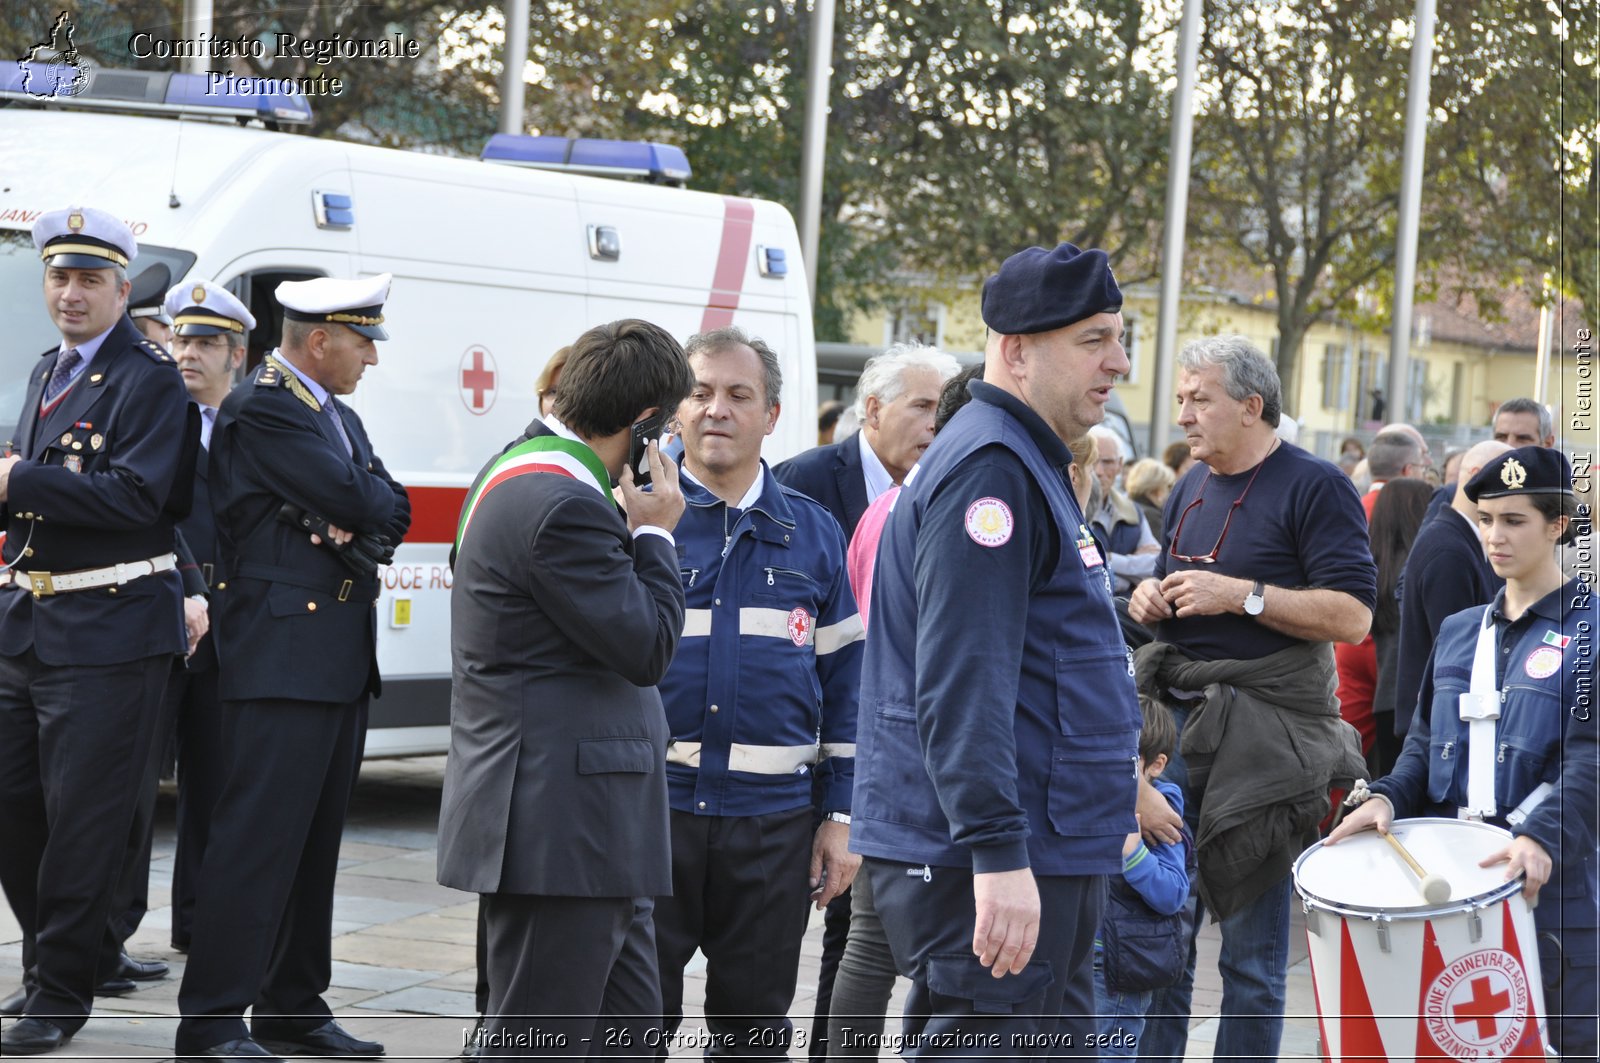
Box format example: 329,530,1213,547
1392,438,1510,739
438,318,693,1058
773,345,958,538
0,207,198,1056
174,274,409,1062
771,343,955,1062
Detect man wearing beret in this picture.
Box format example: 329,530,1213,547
0,206,199,1055
175,275,409,1062
848,243,1144,1054
1129,335,1375,1062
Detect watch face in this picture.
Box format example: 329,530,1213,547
1244,595,1264,616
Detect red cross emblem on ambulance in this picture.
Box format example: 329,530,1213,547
459,346,498,415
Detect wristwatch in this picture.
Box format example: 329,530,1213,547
1243,580,1266,616
825,812,851,825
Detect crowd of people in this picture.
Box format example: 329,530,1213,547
0,205,1592,1063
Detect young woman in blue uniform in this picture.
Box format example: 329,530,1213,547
1329,445,1597,1058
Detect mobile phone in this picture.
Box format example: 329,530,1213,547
628,412,669,487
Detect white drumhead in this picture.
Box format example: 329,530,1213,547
1295,818,1518,913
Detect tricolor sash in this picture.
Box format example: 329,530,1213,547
454,435,611,554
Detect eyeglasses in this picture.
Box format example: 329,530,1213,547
1167,456,1272,564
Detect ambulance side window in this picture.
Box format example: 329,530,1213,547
227,269,324,376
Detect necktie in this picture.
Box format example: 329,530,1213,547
200,406,217,450
44,348,81,404
323,399,352,456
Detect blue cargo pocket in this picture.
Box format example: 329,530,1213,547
1056,648,1140,737
1048,753,1138,837
576,737,657,775
924,952,1054,1014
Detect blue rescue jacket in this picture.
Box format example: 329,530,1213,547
850,382,1141,876
658,464,863,817
1374,578,1598,935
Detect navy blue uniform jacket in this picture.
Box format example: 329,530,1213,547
208,356,409,704
851,382,1140,876
0,316,195,665
1393,505,1502,737
772,432,871,538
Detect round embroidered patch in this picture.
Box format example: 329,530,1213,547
787,607,813,647
1524,646,1562,680
964,497,1014,548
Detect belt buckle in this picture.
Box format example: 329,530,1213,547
338,579,352,603
29,571,54,597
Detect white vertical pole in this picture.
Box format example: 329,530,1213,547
797,0,837,302
182,0,213,75
1148,0,1202,454
499,0,530,135
1388,0,1437,421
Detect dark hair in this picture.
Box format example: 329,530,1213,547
1138,695,1177,766
818,399,845,432
1525,492,1583,546
934,364,983,433
1163,440,1192,475
554,319,694,438
1369,479,1434,635
685,325,783,408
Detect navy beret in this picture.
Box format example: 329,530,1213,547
980,243,1122,335
1465,445,1573,502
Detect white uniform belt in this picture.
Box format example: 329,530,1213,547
3,553,178,596
666,740,857,774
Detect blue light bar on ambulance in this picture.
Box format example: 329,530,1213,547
481,135,692,187
0,65,313,126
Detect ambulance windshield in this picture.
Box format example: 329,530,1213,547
0,231,195,442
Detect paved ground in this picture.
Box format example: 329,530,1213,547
0,757,1323,1060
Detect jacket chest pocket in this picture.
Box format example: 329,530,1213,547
42,425,106,471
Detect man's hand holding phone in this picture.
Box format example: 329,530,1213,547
620,440,684,535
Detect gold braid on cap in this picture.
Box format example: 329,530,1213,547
174,313,246,333
325,312,384,326
40,242,130,268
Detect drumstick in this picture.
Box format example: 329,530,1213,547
1383,830,1451,904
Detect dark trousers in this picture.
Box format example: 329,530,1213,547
99,662,194,972
168,664,225,950
174,695,366,1053
825,871,898,1059
479,893,661,1059
867,859,1103,1059
655,807,814,1060
809,889,852,1062
0,649,171,1031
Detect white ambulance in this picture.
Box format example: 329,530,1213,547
0,68,818,756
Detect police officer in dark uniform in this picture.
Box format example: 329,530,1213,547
160,281,254,951
174,275,409,1062
849,244,1141,1055
0,206,198,1056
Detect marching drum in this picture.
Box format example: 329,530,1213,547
1294,818,1553,1060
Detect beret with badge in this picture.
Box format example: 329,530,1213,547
275,274,392,340
1464,445,1574,502
980,242,1122,335
32,205,138,269
164,280,257,336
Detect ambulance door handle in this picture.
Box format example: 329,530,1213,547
588,225,621,262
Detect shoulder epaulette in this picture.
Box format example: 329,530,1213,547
136,338,175,364
260,355,321,411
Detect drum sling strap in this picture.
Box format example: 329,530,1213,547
1459,607,1558,826
1459,609,1501,820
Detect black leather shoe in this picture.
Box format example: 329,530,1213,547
0,986,25,1017
256,1020,384,1058
179,1037,284,1060
118,952,169,981
1,1016,70,1055
94,975,137,996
